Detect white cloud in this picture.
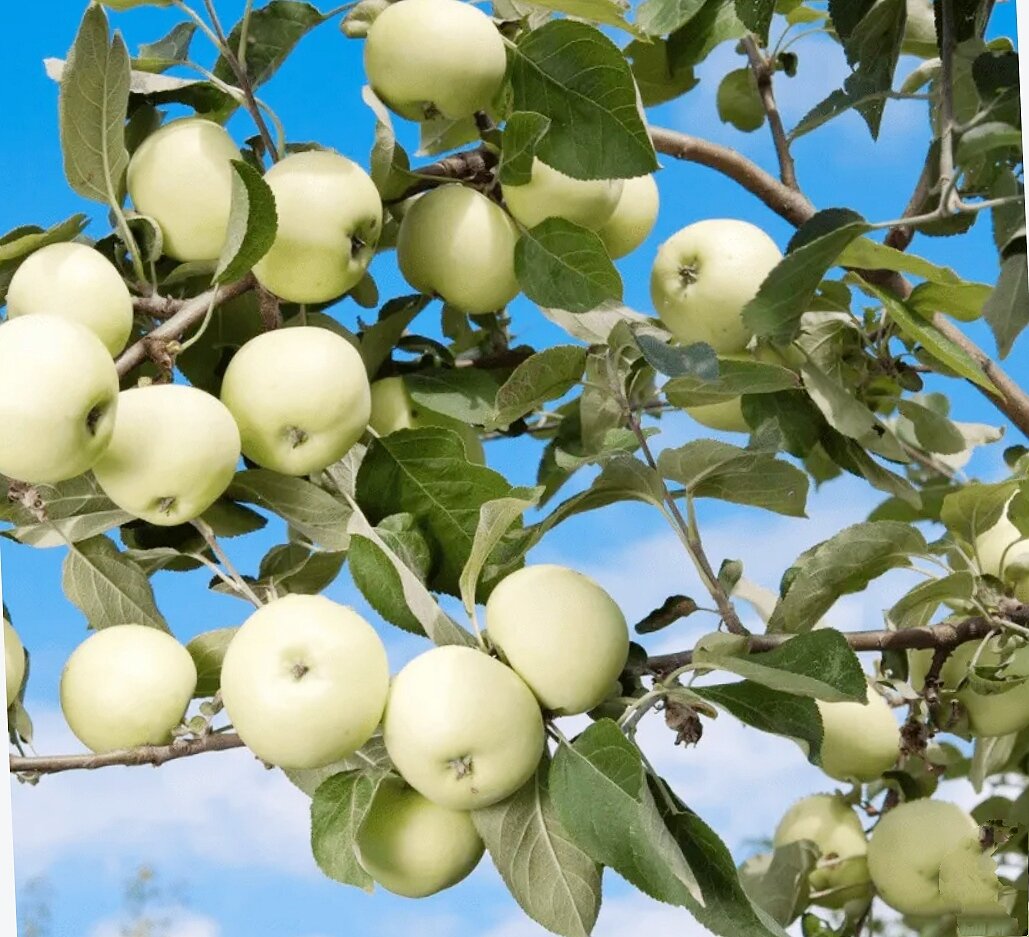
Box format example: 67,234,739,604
88,907,220,937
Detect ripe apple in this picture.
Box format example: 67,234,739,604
369,376,485,464
867,798,985,916
127,118,241,262
383,645,545,810
650,219,782,353
0,315,118,484
396,185,520,314
60,624,197,752
93,384,241,527
816,686,900,783
7,242,133,355
364,0,507,121
503,158,623,231
253,150,383,305
485,564,629,715
221,327,371,475
902,0,938,55
356,777,484,897
597,173,660,259
219,595,390,769
974,497,1029,595
4,619,25,710
773,794,872,909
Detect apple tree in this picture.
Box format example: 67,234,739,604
2,0,1028,934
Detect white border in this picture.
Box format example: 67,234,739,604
1,549,16,937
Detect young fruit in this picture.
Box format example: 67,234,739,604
60,625,197,753
597,173,660,259
356,778,485,897
7,242,133,354
93,384,241,527
219,595,390,769
4,619,26,710
650,219,782,353
253,150,383,304
503,158,623,231
816,687,900,783
221,327,371,475
127,118,241,262
485,564,629,715
383,645,545,810
396,185,520,314
364,0,507,121
0,315,118,484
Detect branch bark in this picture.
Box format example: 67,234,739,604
741,36,799,190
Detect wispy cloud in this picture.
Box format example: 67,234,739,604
88,907,221,937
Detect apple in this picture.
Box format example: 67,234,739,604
219,595,390,769
253,150,383,305
4,619,25,710
221,327,371,475
867,798,985,916
369,376,485,464
974,497,1029,595
902,0,938,56
127,118,242,262
364,0,507,121
0,315,118,484
356,777,485,897
938,840,1006,916
60,624,197,753
93,384,241,527
383,645,545,810
396,185,520,314
597,173,660,259
815,686,900,783
773,794,872,909
650,219,782,353
7,242,133,355
485,564,629,715
503,158,624,231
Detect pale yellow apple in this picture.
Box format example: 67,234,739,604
60,624,197,753
396,185,520,313
4,619,25,710
93,384,241,526
356,778,484,897
364,0,507,121
937,840,1006,916
219,595,390,769
974,497,1029,596
127,118,241,262
253,150,383,304
383,645,545,810
816,686,900,783
503,158,623,231
485,564,629,715
0,315,118,484
598,174,660,259
902,0,937,55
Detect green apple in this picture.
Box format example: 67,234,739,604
867,798,984,916
773,794,872,909
396,185,520,314
4,619,25,710
503,158,623,231
485,564,629,715
219,595,390,769
364,0,507,121
7,242,133,355
816,686,900,783
650,219,782,353
127,118,241,262
369,376,485,464
598,173,660,259
356,777,484,897
221,327,371,475
902,0,938,56
0,315,118,484
93,384,241,527
253,150,383,305
938,840,1006,916
974,498,1029,595
383,645,545,810
60,624,197,753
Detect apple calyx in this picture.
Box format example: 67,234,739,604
449,754,474,779
679,264,699,286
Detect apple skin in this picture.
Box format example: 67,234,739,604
356,777,485,897
773,794,872,909
650,219,782,353
127,118,242,262
867,798,983,916
598,174,660,259
220,595,390,769
975,498,1029,594
485,564,629,715
902,0,938,55
383,645,545,810
397,185,520,314
364,0,507,121
4,619,26,710
253,150,383,305
60,624,197,753
369,377,485,464
7,243,133,355
221,327,371,475
816,687,900,783
503,158,623,231
93,384,241,527
0,315,118,484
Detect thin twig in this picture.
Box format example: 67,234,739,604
742,35,799,190
192,518,263,607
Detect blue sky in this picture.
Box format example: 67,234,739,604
1,2,1025,935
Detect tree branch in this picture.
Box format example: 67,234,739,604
741,35,799,190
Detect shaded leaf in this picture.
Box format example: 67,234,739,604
215,160,277,284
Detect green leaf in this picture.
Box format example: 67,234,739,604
214,160,277,284
636,0,706,36
405,369,500,426
361,86,418,201
310,770,388,890
897,399,966,454
499,112,552,186
134,22,197,73
820,429,921,508
800,359,887,446
742,391,823,457
489,346,587,430
636,333,718,379
186,627,237,697
257,544,346,597
4,509,133,549
733,0,775,43
957,121,1022,162
359,294,430,378
529,0,639,34
940,480,1018,546
887,572,976,630
716,68,765,132
983,243,1028,359
0,214,89,264
909,280,992,323
839,238,977,287
835,0,905,137
624,38,699,107
284,734,392,796
665,358,798,406
738,841,819,926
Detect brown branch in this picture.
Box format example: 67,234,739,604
741,36,799,190
884,148,935,250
